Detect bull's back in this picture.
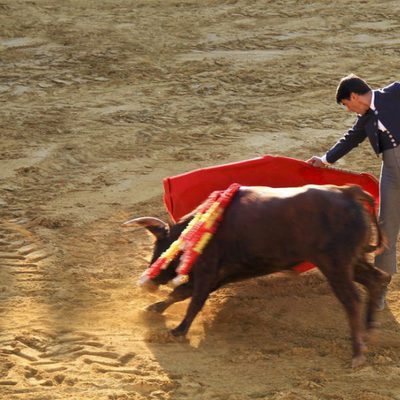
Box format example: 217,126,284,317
217,185,369,266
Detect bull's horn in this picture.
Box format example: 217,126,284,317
122,217,169,239
122,217,166,228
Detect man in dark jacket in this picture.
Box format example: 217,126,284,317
307,74,400,310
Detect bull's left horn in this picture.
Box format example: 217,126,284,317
122,217,169,239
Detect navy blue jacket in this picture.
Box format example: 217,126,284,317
326,82,400,163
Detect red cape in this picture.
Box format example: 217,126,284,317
163,155,379,273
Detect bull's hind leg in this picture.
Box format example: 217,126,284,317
146,282,193,313
353,260,391,330
321,265,366,368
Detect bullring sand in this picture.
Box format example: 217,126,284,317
1,1,400,399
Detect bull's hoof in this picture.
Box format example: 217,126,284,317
145,330,175,343
365,327,378,344
352,354,366,369
170,327,186,337
145,301,168,314
366,321,381,331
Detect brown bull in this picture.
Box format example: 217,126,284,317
124,184,390,367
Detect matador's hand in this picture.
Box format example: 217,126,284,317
306,156,327,168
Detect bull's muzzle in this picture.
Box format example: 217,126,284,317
138,272,159,292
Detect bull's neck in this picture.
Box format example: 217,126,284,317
171,217,192,239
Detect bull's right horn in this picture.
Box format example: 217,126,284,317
122,217,169,239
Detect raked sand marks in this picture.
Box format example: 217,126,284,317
1,0,400,398
0,212,177,398
0,218,52,298
1,328,176,398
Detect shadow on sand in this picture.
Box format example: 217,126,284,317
138,271,400,398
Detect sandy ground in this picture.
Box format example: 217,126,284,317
1,0,400,399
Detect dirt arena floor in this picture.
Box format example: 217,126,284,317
1,1,400,399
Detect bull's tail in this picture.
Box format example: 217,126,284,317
343,185,386,254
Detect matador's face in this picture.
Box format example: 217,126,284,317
341,92,370,115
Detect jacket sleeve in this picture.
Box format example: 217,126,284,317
325,116,368,164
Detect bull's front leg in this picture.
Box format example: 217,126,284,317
146,282,193,314
170,285,211,336
171,255,218,337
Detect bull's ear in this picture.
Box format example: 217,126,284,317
122,217,169,239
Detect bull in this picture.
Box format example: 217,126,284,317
124,184,390,367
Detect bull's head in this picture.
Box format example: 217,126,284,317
122,217,181,289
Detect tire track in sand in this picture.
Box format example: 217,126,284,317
0,218,52,296
0,328,175,397
0,213,175,398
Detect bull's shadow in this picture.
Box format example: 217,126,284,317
139,271,400,398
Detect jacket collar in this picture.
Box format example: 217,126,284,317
370,90,376,110
372,89,382,110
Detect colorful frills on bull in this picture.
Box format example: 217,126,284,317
139,183,241,288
